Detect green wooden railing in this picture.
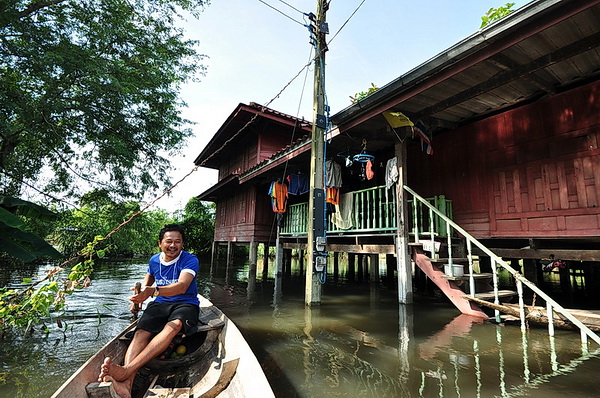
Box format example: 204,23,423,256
280,185,452,236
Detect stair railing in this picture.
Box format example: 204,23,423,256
404,185,600,346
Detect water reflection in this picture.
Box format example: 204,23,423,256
211,256,600,398
2,257,600,397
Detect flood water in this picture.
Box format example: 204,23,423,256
1,256,600,397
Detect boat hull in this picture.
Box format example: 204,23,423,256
51,295,274,398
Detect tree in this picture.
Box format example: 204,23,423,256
0,0,208,201
480,3,515,28
180,197,215,255
51,190,175,257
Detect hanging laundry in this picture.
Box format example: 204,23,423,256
332,192,354,230
385,157,398,189
326,202,336,215
366,159,375,180
326,187,340,205
287,172,309,195
268,180,288,213
326,159,342,188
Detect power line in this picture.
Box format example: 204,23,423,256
257,0,305,26
275,0,305,15
328,0,367,44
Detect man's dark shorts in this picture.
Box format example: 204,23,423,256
137,302,199,335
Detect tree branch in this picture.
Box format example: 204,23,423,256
17,0,68,19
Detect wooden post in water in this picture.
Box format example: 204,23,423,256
348,253,356,281
226,241,233,267
357,254,364,281
298,249,304,274
275,234,284,278
386,253,396,287
210,241,218,270
249,241,258,278
394,142,413,304
284,248,292,278
333,252,339,281
263,242,270,280
248,241,258,299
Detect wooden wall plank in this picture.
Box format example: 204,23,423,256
513,169,523,213
573,158,588,207
593,156,600,209
556,161,569,209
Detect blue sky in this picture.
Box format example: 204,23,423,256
159,0,528,209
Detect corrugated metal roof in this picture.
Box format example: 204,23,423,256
331,0,600,137
194,102,311,169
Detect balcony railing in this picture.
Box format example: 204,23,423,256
280,185,452,236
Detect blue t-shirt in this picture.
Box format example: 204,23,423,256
146,250,199,305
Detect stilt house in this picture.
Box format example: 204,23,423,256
195,0,600,323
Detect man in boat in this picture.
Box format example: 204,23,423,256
98,223,200,398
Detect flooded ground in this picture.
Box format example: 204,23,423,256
0,257,599,397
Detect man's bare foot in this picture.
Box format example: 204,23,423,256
98,357,110,382
99,357,131,382
102,375,132,398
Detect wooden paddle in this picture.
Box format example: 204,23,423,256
130,282,142,316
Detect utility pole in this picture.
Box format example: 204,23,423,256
306,0,328,305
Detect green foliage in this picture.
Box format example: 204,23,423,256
349,83,379,104
480,3,515,28
0,192,179,334
180,198,215,255
0,196,61,262
0,267,67,333
0,0,208,200
51,190,175,257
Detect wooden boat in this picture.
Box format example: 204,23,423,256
51,295,275,398
466,295,600,332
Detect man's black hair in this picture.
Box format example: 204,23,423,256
159,224,186,242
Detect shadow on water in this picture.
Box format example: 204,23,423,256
1,257,600,397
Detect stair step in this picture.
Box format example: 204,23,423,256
471,290,516,301
427,257,470,264
441,273,493,281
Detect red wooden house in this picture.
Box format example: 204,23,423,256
194,103,313,254
195,0,600,316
